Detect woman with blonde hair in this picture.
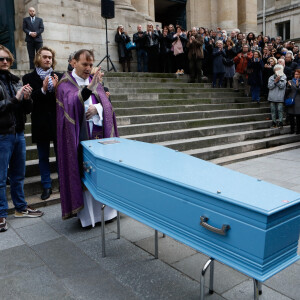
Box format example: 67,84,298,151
115,25,132,72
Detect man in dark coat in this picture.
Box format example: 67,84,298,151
22,7,44,69
186,27,204,83
0,45,44,232
23,46,60,200
133,25,147,72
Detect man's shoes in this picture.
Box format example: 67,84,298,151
271,121,277,128
0,217,8,232
41,188,52,200
278,122,283,129
15,207,44,218
234,89,239,92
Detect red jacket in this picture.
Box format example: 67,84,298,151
234,52,253,74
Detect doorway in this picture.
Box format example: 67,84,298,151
154,0,187,30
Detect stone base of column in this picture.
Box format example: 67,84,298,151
115,4,137,12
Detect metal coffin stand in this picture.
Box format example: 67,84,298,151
81,138,300,299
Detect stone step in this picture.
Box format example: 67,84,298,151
106,82,212,89
122,121,272,143
7,191,61,215
103,76,193,87
110,92,243,101
117,113,270,136
6,173,59,199
185,133,300,160
112,97,255,107
25,144,55,160
109,87,236,95
116,107,270,126
158,127,290,152
104,72,184,78
115,102,269,116
25,158,57,177
210,141,300,166
105,77,190,83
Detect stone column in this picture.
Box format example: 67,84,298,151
114,0,136,11
131,0,149,16
148,0,155,21
186,0,212,29
217,0,238,31
238,0,257,34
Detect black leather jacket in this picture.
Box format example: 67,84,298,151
0,71,32,134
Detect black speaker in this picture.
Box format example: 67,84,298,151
101,0,115,19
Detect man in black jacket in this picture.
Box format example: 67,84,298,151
23,7,44,69
23,46,60,200
0,45,44,232
133,25,147,72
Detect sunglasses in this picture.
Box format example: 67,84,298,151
0,57,12,62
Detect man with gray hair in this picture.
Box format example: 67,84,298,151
133,25,147,72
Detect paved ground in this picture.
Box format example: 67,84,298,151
1,149,300,300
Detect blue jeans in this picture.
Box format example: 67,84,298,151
0,132,27,218
37,141,58,189
137,49,148,72
251,85,261,102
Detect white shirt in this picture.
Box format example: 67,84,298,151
72,69,103,134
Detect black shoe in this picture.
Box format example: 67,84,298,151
41,188,52,200
271,122,277,128
0,217,8,232
278,122,283,129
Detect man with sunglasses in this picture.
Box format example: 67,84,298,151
0,45,44,233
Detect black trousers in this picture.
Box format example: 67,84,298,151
27,41,43,69
189,57,203,82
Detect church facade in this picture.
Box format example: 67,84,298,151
3,0,257,70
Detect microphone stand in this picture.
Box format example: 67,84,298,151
97,18,117,72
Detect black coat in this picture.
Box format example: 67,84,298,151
0,71,32,135
247,59,264,86
115,32,132,62
22,70,61,143
284,61,298,81
133,31,147,50
159,33,173,54
22,17,44,43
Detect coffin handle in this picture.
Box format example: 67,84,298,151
200,216,230,236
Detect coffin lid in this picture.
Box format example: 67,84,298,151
81,138,300,216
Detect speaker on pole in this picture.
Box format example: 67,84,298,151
101,0,115,19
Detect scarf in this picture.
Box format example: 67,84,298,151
36,67,54,92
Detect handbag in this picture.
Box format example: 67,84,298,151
126,41,136,50
284,89,298,107
222,57,234,66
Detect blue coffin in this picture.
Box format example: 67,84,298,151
81,138,300,281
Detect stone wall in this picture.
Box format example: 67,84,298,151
15,0,154,71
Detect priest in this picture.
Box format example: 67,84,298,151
56,49,118,226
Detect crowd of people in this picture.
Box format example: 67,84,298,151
116,23,300,130
1,7,300,234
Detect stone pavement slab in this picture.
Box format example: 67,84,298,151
172,253,248,294
0,226,24,251
0,245,44,278
135,234,197,264
32,237,100,279
0,265,75,300
222,279,292,300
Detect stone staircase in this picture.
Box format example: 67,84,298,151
7,71,300,211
